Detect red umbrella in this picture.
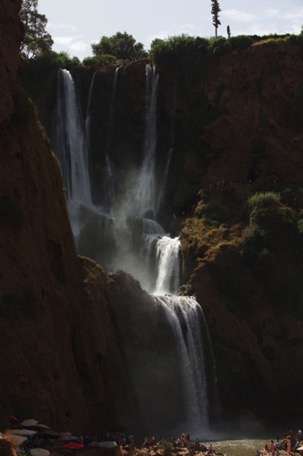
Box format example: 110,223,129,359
63,443,84,450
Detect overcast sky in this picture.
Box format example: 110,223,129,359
38,0,303,60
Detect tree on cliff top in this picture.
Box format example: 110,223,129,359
20,0,53,59
91,32,147,60
211,0,221,38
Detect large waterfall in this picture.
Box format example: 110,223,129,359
52,66,220,436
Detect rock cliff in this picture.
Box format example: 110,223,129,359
0,0,135,433
4,0,303,433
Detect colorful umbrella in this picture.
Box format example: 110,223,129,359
21,419,39,427
64,442,84,450
31,449,50,456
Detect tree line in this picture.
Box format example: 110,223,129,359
20,0,223,61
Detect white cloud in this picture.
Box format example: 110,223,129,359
53,36,76,46
264,8,279,18
222,9,257,23
69,41,89,52
48,22,78,32
283,8,303,20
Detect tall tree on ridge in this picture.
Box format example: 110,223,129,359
211,0,221,38
19,0,53,59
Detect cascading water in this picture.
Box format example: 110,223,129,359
53,69,91,205
53,68,94,240
52,65,220,436
157,71,178,215
133,64,159,218
155,295,211,433
104,67,120,211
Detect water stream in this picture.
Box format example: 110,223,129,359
52,66,220,435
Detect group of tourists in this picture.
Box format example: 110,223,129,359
257,429,303,456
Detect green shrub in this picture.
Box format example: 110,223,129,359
82,54,118,66
247,191,280,210
239,226,268,265
0,195,24,229
207,37,231,55
229,35,254,50
195,203,227,224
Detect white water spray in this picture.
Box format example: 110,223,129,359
133,64,159,217
52,66,220,433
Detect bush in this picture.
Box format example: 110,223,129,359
247,191,280,210
239,226,268,265
229,35,254,50
83,54,118,66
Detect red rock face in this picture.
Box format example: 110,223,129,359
0,0,135,433
200,45,303,185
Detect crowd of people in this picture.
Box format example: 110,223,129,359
257,429,303,456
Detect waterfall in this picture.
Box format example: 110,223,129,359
52,65,220,434
85,71,97,157
157,71,178,214
133,64,159,217
154,236,181,294
104,67,120,211
53,69,91,205
155,295,211,434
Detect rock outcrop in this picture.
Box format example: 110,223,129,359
4,0,303,431
0,0,135,433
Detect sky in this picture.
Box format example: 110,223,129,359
38,0,303,60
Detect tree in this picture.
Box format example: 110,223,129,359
19,0,53,59
91,32,147,60
211,0,221,38
227,25,231,39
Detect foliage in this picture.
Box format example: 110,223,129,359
83,54,118,67
19,0,53,59
0,196,24,229
149,33,303,66
247,191,280,211
229,35,254,49
211,0,221,38
195,202,227,224
91,32,147,60
240,191,302,272
158,440,173,456
18,51,81,102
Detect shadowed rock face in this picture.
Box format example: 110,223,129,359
0,0,136,433
4,0,303,431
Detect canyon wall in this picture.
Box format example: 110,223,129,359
0,0,136,433
5,0,303,431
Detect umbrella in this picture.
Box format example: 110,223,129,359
64,442,84,450
11,429,37,436
21,419,39,427
32,424,51,430
37,430,60,439
61,435,80,442
31,449,50,456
